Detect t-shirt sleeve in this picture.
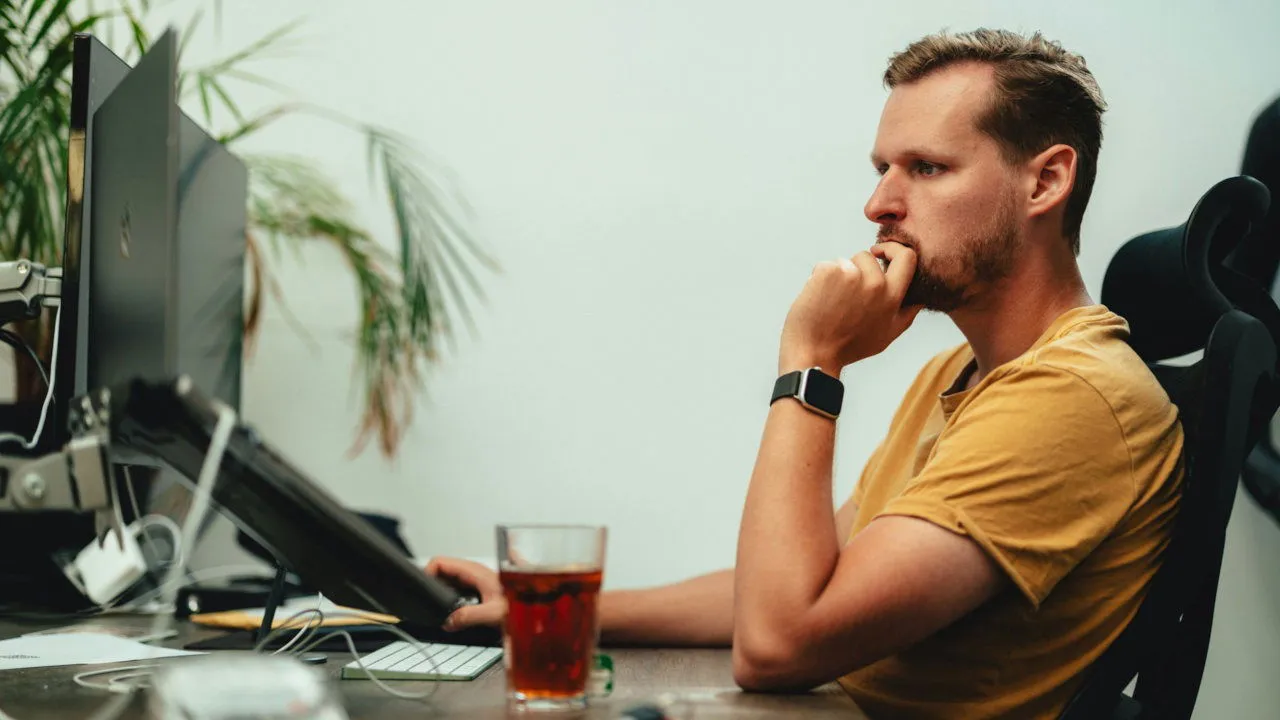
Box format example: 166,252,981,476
876,363,1136,608
850,344,969,511
850,438,886,509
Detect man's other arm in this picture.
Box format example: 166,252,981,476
600,494,862,647
427,494,862,647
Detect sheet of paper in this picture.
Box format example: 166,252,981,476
22,620,178,643
0,632,202,671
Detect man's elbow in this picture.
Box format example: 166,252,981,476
731,633,817,693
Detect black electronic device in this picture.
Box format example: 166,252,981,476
770,367,844,419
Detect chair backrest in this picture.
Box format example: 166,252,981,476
1236,95,1280,524
1229,95,1280,291
1059,175,1279,720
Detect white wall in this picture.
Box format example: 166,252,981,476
105,1,1280,716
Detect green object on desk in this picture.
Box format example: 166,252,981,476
591,652,615,696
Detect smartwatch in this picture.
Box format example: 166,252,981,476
770,367,844,420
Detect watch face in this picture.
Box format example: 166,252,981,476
804,369,844,416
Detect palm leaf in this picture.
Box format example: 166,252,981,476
0,1,499,457
174,4,202,94
27,0,73,50
0,28,77,263
119,2,148,61
370,130,498,354
216,103,295,145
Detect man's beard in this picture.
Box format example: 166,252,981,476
877,203,1020,312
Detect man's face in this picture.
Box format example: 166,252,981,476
866,62,1024,312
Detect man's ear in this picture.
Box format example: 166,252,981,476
1025,144,1077,222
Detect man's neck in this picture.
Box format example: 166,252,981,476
950,247,1093,384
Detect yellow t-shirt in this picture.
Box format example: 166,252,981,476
838,304,1184,720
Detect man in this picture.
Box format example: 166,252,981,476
427,28,1184,719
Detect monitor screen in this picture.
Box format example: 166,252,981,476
86,31,245,461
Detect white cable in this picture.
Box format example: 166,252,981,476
307,628,441,702
69,608,444,710
272,614,325,656
82,403,238,720
71,612,325,703
119,470,186,573
73,664,161,694
288,610,443,702
132,514,184,571
252,607,327,656
0,303,60,449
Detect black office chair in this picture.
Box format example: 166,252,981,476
1233,95,1280,521
1058,175,1279,720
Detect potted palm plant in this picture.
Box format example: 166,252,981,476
0,0,496,457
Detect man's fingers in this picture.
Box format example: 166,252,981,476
872,242,917,299
425,557,502,600
443,601,505,631
428,557,508,630
850,252,882,281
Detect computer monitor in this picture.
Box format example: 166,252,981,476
53,31,245,463
45,30,474,633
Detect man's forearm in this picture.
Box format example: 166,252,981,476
734,400,841,648
600,568,735,647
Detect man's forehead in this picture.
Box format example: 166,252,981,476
872,63,995,160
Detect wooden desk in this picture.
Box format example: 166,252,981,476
0,616,865,718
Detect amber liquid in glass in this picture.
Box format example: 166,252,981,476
500,567,603,702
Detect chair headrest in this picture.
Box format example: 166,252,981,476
1102,175,1274,362
1231,95,1280,288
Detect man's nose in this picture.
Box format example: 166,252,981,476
864,174,906,224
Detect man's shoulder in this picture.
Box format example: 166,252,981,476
983,307,1180,465
1021,306,1171,410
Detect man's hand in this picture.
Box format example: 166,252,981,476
425,557,506,630
778,241,921,374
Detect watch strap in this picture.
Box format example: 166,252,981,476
770,370,803,406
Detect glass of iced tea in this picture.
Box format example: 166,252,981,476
497,524,606,712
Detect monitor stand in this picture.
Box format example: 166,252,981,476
254,563,292,647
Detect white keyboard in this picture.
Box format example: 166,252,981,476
340,640,502,682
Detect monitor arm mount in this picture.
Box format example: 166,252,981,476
0,393,123,549
0,259,124,546
0,259,62,325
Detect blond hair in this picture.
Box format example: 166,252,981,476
885,29,1106,254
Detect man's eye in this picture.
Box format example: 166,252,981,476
915,161,944,176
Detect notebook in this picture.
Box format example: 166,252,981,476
341,640,502,681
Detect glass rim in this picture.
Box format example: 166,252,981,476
496,523,606,532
